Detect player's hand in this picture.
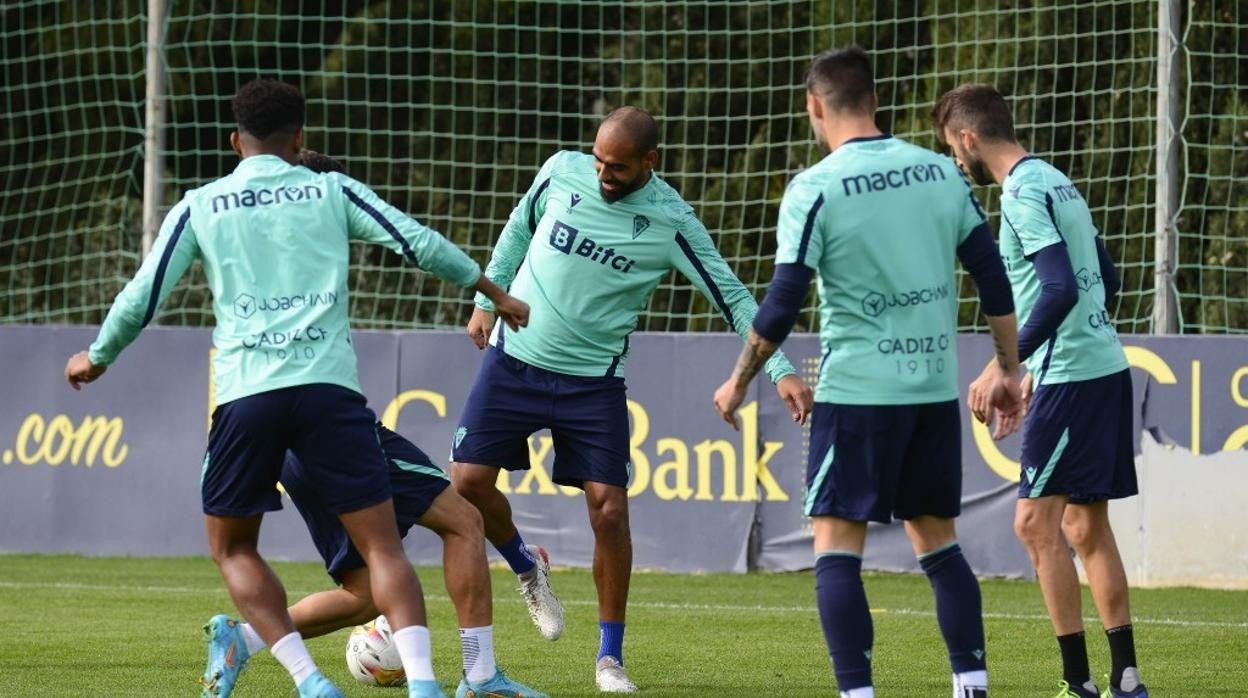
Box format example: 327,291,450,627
492,295,530,334
775,374,813,426
65,351,106,390
1020,371,1034,415
968,362,1023,440
466,308,497,349
713,378,748,432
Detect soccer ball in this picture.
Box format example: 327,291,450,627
345,615,406,686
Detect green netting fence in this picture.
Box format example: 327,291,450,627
2,1,1244,333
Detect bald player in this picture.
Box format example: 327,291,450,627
449,107,814,693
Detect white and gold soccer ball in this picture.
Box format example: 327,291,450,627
344,615,406,686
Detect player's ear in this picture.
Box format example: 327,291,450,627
291,127,304,155
229,131,242,157
642,148,658,170
806,91,823,120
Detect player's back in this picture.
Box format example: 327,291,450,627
186,154,360,403
787,135,984,404
1000,157,1127,384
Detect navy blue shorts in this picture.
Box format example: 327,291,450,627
452,346,630,489
804,400,962,524
202,384,391,518
282,424,450,583
1020,369,1137,502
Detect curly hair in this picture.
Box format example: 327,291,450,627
231,79,305,140
298,149,346,174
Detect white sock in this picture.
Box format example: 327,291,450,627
392,625,436,682
954,670,988,696
1120,667,1142,691
460,625,497,684
1082,680,1100,694
840,688,874,698
239,623,267,654
271,632,318,685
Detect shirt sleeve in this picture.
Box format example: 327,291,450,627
339,175,481,288
1017,242,1078,361
670,212,797,383
751,263,814,344
956,222,1014,317
955,168,990,244
88,198,200,366
773,177,826,271
475,153,560,311
1095,235,1121,308
1000,179,1063,258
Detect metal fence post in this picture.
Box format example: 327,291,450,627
1153,0,1181,334
141,0,167,260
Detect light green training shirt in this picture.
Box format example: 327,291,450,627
475,150,795,382
89,154,481,404
999,156,1127,386
776,135,987,405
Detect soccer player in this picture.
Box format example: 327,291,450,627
934,83,1148,698
218,424,546,698
63,79,528,698
450,106,815,692
713,47,1022,698
199,149,544,698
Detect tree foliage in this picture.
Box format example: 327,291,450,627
1,1,1242,332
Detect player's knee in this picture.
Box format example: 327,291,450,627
340,568,376,608
450,462,496,502
441,493,485,539
1061,510,1109,554
1061,516,1092,552
588,494,629,533
207,538,260,565
1013,507,1057,549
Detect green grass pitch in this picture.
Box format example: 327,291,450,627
0,554,1244,696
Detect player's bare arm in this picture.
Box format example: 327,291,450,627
968,312,1023,439
714,329,788,430
471,276,528,335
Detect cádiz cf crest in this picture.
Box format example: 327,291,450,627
632,214,650,239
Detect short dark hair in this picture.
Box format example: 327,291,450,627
231,79,305,140
805,46,875,114
932,84,1017,143
299,148,346,174
601,106,659,155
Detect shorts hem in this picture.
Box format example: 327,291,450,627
202,501,283,518
894,508,961,521
807,508,880,524
554,474,628,490
326,490,393,516
451,454,520,470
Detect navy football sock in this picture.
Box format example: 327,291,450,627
919,543,987,673
815,553,873,692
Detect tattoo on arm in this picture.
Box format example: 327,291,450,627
733,333,778,386
993,335,1010,370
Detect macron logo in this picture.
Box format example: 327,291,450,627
841,163,947,197
211,184,325,213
